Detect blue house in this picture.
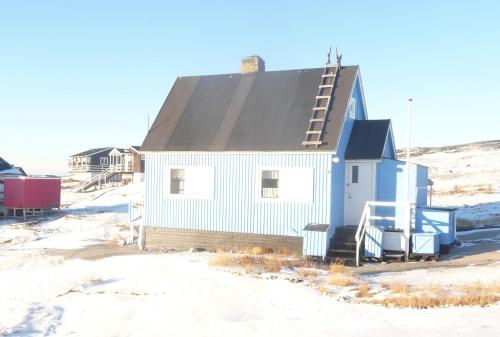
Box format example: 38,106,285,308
140,55,448,262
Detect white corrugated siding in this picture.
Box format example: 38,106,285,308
144,153,332,246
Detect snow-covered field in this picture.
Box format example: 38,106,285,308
0,181,499,336
398,140,500,229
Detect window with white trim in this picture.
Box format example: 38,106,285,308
348,97,356,119
165,166,214,199
258,168,314,203
100,157,109,165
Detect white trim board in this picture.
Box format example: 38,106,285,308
142,151,336,155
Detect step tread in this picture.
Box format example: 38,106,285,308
329,249,356,254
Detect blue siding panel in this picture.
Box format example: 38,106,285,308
382,132,396,159
144,152,332,255
303,230,326,257
375,160,398,227
375,159,429,229
364,226,384,258
412,232,439,254
416,207,456,245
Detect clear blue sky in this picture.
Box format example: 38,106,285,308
1,1,499,174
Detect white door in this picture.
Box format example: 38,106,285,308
344,162,376,226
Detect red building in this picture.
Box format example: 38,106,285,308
3,177,61,218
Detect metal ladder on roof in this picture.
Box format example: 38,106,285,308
302,50,341,148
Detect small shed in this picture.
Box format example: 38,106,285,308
3,177,61,218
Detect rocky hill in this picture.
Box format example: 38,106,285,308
397,140,500,229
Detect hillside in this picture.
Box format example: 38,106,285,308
397,139,500,229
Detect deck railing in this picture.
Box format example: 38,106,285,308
354,201,415,266
69,164,109,173
109,163,133,173
69,163,133,173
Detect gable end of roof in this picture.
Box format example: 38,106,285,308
344,119,392,160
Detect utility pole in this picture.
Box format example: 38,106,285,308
405,97,413,260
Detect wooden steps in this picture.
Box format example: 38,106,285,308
327,226,358,263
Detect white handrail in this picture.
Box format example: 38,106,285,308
354,201,416,266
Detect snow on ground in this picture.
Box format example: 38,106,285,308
1,182,143,250
367,263,500,287
1,253,499,337
0,180,499,336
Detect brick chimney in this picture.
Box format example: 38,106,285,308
241,55,265,74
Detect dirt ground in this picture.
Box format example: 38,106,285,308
45,243,158,260
357,228,500,275
46,228,500,277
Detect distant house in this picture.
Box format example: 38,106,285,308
139,55,448,262
69,146,144,190
68,147,113,177
130,146,145,182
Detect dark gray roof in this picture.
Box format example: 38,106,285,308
0,157,12,171
71,147,112,157
142,66,359,152
344,120,391,160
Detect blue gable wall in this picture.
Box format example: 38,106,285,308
330,73,366,228
382,131,396,159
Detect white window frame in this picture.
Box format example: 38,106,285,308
257,167,314,203
165,166,215,200
348,97,356,119
100,157,109,165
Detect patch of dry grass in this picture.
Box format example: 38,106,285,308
240,246,274,255
289,258,317,269
373,281,500,308
355,283,373,298
208,250,233,267
328,272,355,287
459,281,500,295
329,260,346,274
441,184,494,196
317,286,329,295
298,269,318,278
262,255,286,273
450,185,466,195
419,283,443,293
384,282,410,294
209,251,286,273
234,255,263,268
251,247,273,255
475,184,494,194
373,293,499,309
